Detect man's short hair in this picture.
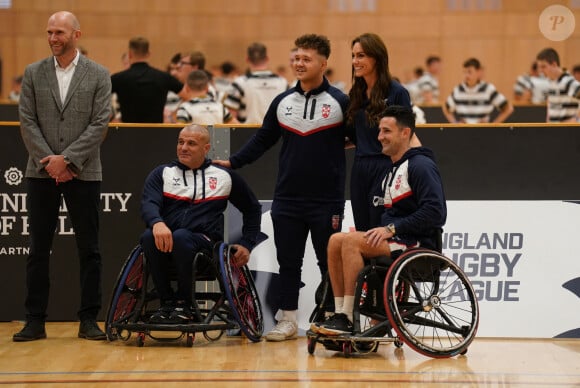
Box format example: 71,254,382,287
247,42,267,64
294,34,331,59
170,52,181,65
381,105,416,137
187,70,210,91
220,61,237,75
414,66,424,77
463,57,481,70
537,47,560,66
129,36,149,57
182,124,210,143
426,55,441,66
182,51,206,69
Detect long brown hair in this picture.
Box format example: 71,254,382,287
346,33,393,127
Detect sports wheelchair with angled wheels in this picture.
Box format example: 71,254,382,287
105,242,263,347
307,247,479,358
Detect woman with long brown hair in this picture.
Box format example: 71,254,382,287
346,33,413,231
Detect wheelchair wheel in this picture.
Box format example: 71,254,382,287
307,336,317,355
203,329,225,342
186,333,194,347
218,242,264,342
105,245,146,341
352,340,379,354
383,249,479,358
137,333,145,347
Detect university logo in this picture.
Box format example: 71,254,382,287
321,104,331,118
172,177,181,186
4,167,23,186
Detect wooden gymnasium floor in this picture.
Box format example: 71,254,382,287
0,321,579,387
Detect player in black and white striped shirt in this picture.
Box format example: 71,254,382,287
536,47,580,123
443,58,513,124
415,55,441,105
223,42,288,124
513,62,549,105
175,70,235,125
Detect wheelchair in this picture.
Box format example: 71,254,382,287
306,247,479,358
105,242,263,347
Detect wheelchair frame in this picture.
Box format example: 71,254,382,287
306,248,479,358
105,242,263,347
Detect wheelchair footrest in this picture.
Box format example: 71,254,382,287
306,330,394,344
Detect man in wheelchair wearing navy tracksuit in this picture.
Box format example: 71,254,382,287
140,124,262,324
312,105,447,335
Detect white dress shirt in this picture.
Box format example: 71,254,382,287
54,49,80,104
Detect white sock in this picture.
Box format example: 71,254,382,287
282,309,297,323
343,295,355,322
334,297,344,314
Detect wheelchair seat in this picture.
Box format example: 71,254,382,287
369,255,393,267
368,227,443,267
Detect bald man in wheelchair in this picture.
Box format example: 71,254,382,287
140,124,261,324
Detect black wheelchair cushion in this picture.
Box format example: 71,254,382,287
372,255,394,267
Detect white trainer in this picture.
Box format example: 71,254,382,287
265,320,298,341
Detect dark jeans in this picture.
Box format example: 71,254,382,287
270,200,344,311
140,228,213,304
25,178,102,322
350,155,392,231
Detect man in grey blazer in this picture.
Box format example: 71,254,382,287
14,11,111,341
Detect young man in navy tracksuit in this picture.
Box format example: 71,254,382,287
140,124,261,323
214,34,349,341
313,105,447,335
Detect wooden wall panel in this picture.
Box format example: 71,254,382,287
503,0,558,13
377,0,443,15
440,38,511,100
0,0,579,120
441,14,507,38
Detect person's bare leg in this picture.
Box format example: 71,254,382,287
319,231,393,334
341,232,366,296
341,231,391,321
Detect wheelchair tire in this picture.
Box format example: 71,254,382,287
383,249,479,358
218,242,264,342
105,245,146,341
186,333,194,347
203,329,224,342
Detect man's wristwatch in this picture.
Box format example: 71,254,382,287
63,155,71,165
385,223,396,235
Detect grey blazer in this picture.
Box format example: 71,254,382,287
19,54,111,181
